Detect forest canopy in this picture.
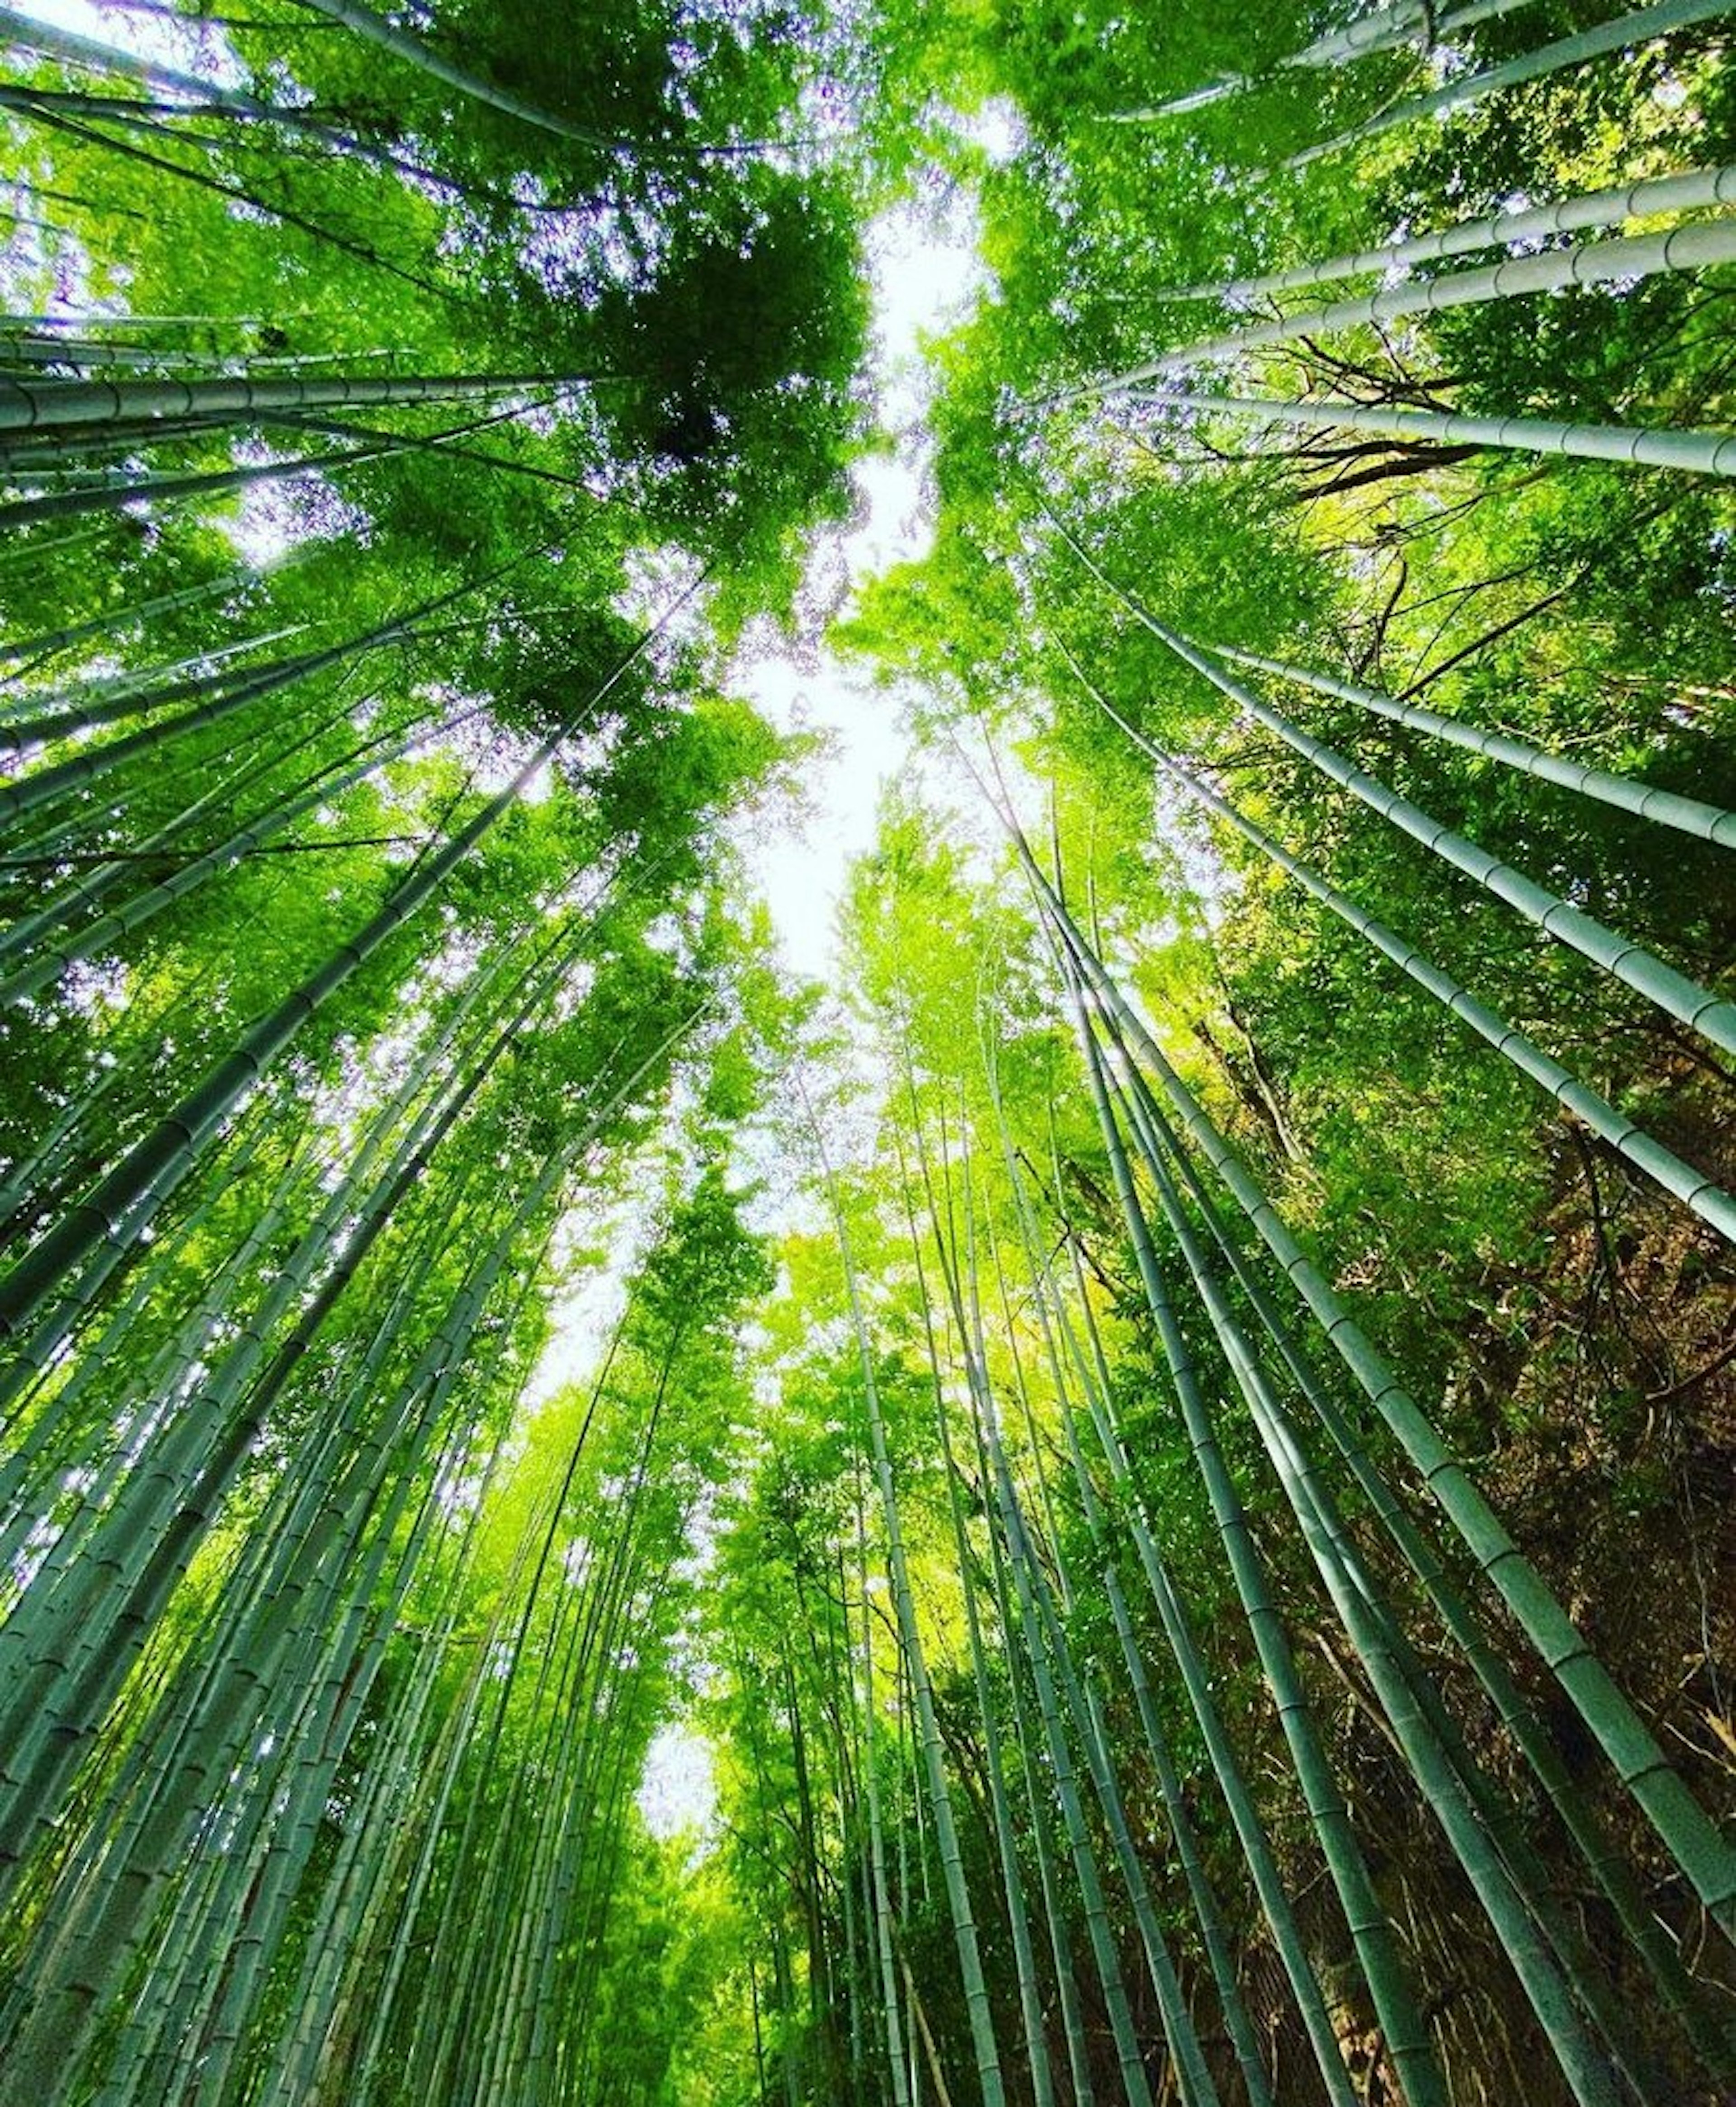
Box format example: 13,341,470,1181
0,1,1733,2103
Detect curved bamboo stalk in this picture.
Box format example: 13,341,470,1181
1102,0,1542,121
284,0,618,148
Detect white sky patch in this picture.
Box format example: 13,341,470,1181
728,189,993,983
637,1720,717,1842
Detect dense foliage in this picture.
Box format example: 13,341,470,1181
0,1,1732,2103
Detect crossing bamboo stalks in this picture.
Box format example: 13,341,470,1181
0,561,256,672
0,697,490,1005
936,1117,1225,2107
1111,1024,1736,2079
985,1089,1282,2107
892,1110,1057,2107
1049,528,1736,1060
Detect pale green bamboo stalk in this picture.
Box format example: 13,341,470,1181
1155,162,1736,303
2,1202,499,2103
0,561,254,671
953,1185,1227,2107
895,1125,1057,2107
1103,0,1541,119
985,1094,1277,2107
0,4,295,115
858,1489,916,2107
0,936,591,1875
0,425,423,528
300,1439,578,2107
284,0,618,147
1043,1183,1367,2107
961,1354,1158,2107
804,1074,1009,2107
0,1123,307,1584
0,621,321,750
953,1335,1099,2107
1212,642,1736,846
1094,221,1736,390
0,368,583,435
1059,643,1736,1244
1111,386,1736,477
0,697,487,1006
1282,0,1736,170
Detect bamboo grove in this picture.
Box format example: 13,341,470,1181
0,0,1733,2102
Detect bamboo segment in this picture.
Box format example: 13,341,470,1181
1212,643,1736,847
0,369,576,434
1101,0,1543,120
1109,221,1736,385
1113,387,1736,477
1152,162,1736,303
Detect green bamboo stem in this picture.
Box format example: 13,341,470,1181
1154,162,1736,304
1029,863,1736,1942
1068,983,1450,2107
1116,385,1736,479
1212,642,1736,848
